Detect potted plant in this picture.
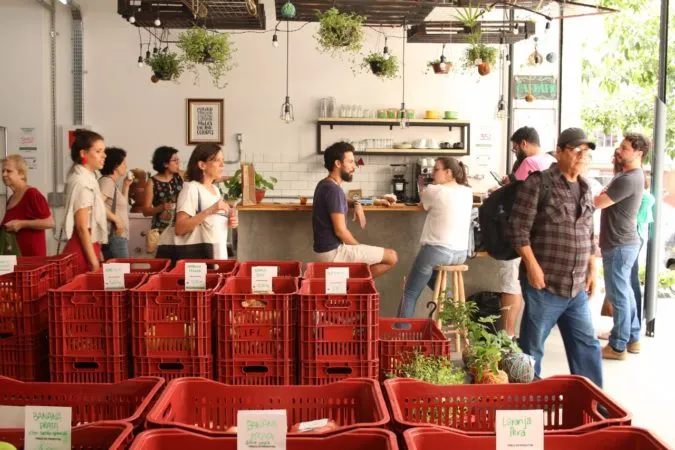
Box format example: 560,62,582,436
463,43,497,76
362,52,399,79
454,3,482,34
315,7,366,56
427,56,452,74
148,51,183,83
178,26,236,89
221,168,278,203
387,352,466,385
466,333,509,384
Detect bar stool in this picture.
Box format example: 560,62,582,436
432,264,468,353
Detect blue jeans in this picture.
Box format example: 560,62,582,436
631,238,644,323
519,279,603,388
602,243,641,352
398,245,467,318
102,234,129,260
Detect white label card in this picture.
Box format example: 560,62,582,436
237,409,287,450
24,406,72,450
252,266,277,293
325,267,349,294
0,405,25,428
103,263,130,290
185,263,207,291
495,409,544,450
0,255,17,276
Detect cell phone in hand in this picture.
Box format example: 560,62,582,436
490,171,505,186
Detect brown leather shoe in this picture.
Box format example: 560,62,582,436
602,345,627,360
627,341,641,354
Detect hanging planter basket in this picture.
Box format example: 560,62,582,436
362,52,399,80
316,7,366,56
464,43,497,77
147,51,183,83
178,26,236,89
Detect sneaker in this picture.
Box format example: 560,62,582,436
602,345,627,360
627,341,641,354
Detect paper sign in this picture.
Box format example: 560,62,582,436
0,256,17,276
325,267,349,294
24,406,72,450
103,263,130,290
252,266,277,293
296,418,329,432
496,409,544,450
237,409,287,450
0,405,25,428
185,263,207,290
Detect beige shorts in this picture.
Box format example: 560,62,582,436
314,243,385,266
498,258,522,295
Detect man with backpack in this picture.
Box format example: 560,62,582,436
507,128,603,388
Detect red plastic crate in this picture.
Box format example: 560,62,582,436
218,359,295,385
304,262,373,280
100,258,171,273
300,360,379,385
131,428,398,450
146,377,389,436
18,253,76,286
0,376,165,429
0,330,49,381
0,421,134,450
131,274,222,358
50,354,129,383
235,260,302,277
170,259,239,276
384,376,632,435
378,318,451,380
299,279,379,362
134,355,214,381
48,273,147,357
217,277,298,361
403,427,669,450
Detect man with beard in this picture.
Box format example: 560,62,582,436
312,141,398,277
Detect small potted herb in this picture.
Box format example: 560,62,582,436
387,352,466,385
315,7,366,55
178,26,236,88
362,52,399,80
148,51,183,83
427,56,452,74
464,43,497,76
221,168,278,203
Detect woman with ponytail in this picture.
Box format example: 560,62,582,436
61,129,115,273
398,156,473,318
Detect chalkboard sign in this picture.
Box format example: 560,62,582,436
513,75,558,100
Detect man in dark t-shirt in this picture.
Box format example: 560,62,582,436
594,133,649,360
312,142,398,278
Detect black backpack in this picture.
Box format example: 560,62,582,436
478,171,553,260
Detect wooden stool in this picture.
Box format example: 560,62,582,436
432,264,468,353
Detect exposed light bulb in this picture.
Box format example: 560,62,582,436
545,21,551,33
513,24,520,35
137,56,144,68
145,50,151,61
128,15,136,24
272,33,279,48
153,47,158,54
280,97,294,123
154,17,161,27
399,104,407,129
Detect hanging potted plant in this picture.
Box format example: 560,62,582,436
454,3,482,35
464,43,497,76
148,51,183,83
315,7,366,56
362,52,399,80
427,56,453,74
178,26,236,89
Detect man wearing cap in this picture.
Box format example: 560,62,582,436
508,128,603,387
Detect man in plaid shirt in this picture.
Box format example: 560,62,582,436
508,128,603,388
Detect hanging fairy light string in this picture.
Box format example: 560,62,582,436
280,20,294,123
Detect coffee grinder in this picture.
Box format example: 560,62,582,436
390,164,408,202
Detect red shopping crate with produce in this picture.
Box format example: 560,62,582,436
378,318,451,380
403,427,669,450
235,260,302,278
216,276,298,361
0,330,48,381
0,421,134,450
218,358,295,385
98,258,171,274
18,253,76,286
131,274,222,359
48,273,147,358
145,377,389,436
303,262,372,280
134,355,214,381
0,376,165,429
299,279,379,362
131,428,398,450
384,376,632,435
300,360,379,385
170,259,238,276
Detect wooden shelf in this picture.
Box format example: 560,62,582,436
355,147,467,155
318,117,469,125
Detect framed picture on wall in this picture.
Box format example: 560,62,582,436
187,98,224,145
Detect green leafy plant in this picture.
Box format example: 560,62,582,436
638,266,675,290
316,7,366,55
464,43,497,68
148,52,183,82
388,353,465,385
362,52,399,79
221,169,278,200
426,57,453,74
178,27,236,89
454,3,482,30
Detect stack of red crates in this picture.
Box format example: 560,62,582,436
48,273,147,382
0,262,57,381
216,261,301,385
299,263,379,385
18,253,77,287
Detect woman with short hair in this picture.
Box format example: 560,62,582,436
142,146,183,234
99,147,133,259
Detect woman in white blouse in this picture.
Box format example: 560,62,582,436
175,143,238,259
398,156,473,318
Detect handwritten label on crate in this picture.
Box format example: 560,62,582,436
103,263,130,290
0,405,25,428
325,267,349,294
237,409,287,450
0,255,17,276
252,266,277,293
495,409,544,450
24,406,72,450
185,263,207,291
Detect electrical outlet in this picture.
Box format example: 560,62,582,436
236,133,243,143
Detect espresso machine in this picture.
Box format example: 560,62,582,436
413,158,434,202
390,164,408,202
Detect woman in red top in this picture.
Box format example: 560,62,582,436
1,155,54,256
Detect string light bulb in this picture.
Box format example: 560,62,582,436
383,37,390,60
128,14,136,24
137,56,144,68
513,23,519,35
154,17,161,27
272,33,279,47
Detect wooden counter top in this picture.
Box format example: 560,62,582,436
237,203,424,212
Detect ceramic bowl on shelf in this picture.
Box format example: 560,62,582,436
426,138,440,149
424,110,441,119
393,142,413,149
444,110,458,119
412,139,427,149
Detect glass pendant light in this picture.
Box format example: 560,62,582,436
279,21,294,123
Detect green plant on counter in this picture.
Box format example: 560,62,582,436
316,7,366,56
148,52,183,82
362,52,399,80
388,353,465,385
221,169,278,200
178,27,235,89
